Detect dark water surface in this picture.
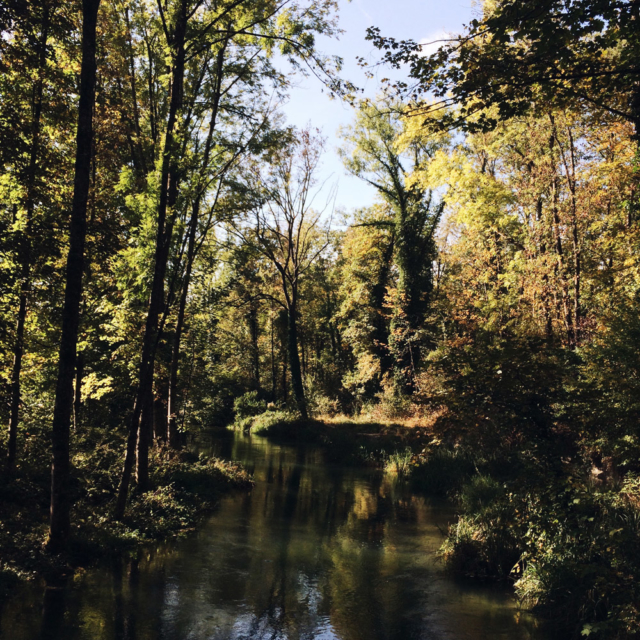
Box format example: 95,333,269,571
0,431,550,640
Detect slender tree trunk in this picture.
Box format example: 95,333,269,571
153,382,168,441
124,7,146,175
282,347,288,402
565,126,581,343
7,293,27,469
548,119,574,346
73,352,84,431
571,216,581,341
47,0,101,552
7,4,51,471
114,0,188,519
287,298,307,419
270,314,276,401
167,40,225,447
167,248,193,448
370,230,395,378
248,306,260,390
136,384,154,490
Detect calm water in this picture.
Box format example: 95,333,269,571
0,431,549,640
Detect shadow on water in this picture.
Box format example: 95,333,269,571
0,429,551,640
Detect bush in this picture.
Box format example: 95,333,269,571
384,449,413,476
251,410,300,435
512,480,640,638
233,391,267,420
409,447,475,496
459,475,504,514
439,507,521,580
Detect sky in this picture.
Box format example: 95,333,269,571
279,0,474,213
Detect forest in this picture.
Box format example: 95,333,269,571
1,0,640,638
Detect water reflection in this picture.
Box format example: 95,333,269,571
0,431,548,640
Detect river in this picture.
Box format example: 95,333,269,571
0,430,550,640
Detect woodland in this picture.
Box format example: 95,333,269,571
1,0,640,638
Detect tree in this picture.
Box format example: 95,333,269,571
3,1,52,471
113,0,344,518
243,129,332,418
47,0,101,553
340,97,447,391
338,205,395,399
368,0,640,135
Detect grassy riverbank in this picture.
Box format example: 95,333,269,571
0,426,253,591
232,395,640,640
232,405,432,467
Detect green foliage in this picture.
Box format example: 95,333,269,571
384,448,413,476
367,0,640,133
409,447,475,496
459,475,504,514
250,410,300,435
233,391,267,420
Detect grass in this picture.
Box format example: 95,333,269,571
384,449,414,476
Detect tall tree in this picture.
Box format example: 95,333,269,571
244,129,332,418
47,0,101,553
340,97,446,391
4,1,52,470
114,0,343,518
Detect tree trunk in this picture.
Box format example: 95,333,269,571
248,306,260,390
136,385,154,491
7,4,51,471
153,383,168,441
548,119,574,346
47,0,101,553
287,299,307,419
7,293,27,470
370,230,395,378
114,0,188,519
73,352,84,431
270,314,276,401
167,39,225,448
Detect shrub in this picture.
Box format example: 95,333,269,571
439,506,521,580
251,410,300,435
384,449,413,476
459,475,504,514
233,391,267,420
409,447,475,496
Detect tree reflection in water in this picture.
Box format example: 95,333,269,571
0,432,546,640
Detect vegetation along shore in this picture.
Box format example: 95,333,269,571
2,0,640,638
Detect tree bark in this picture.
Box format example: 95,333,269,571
73,352,84,431
548,118,575,346
248,306,260,390
270,313,276,401
287,299,307,419
153,383,168,441
7,3,51,471
47,0,101,552
370,229,395,378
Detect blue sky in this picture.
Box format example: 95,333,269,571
280,0,474,213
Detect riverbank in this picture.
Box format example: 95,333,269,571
0,441,253,592
0,429,546,640
232,407,435,467
238,409,640,639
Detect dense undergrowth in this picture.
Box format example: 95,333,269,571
231,390,431,466
0,423,253,589
397,329,640,640
226,318,640,639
